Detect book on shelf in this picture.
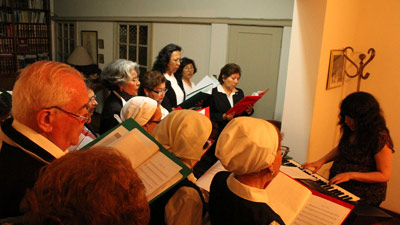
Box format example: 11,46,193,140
177,75,219,109
225,88,269,116
81,118,192,202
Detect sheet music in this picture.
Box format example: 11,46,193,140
292,194,351,225
196,161,226,192
108,129,159,168
266,172,312,225
94,125,129,147
280,165,317,180
137,151,182,199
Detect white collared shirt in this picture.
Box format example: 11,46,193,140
226,173,271,205
12,119,66,159
164,73,185,105
217,84,238,107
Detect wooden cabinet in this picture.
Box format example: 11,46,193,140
0,0,51,89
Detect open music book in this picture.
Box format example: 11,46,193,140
267,172,353,225
225,88,269,115
177,75,219,109
82,118,192,202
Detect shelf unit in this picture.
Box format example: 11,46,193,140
0,0,51,90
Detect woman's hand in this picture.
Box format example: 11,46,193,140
222,112,235,121
330,172,354,185
302,160,324,174
245,104,254,114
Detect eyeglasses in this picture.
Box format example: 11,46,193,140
89,95,97,104
149,120,161,124
184,67,194,71
280,146,290,158
45,106,90,123
152,88,168,95
132,77,139,83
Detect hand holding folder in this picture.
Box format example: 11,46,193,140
225,88,269,116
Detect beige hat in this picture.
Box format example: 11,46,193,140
216,117,279,175
152,110,212,161
120,97,158,126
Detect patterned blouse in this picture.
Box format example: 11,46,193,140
329,131,393,205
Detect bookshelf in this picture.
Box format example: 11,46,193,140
0,0,51,90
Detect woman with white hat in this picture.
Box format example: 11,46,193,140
150,110,212,225
120,96,162,134
209,117,284,225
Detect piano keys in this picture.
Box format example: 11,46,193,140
282,159,360,202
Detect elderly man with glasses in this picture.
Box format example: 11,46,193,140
0,61,90,219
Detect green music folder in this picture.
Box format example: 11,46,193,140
82,118,192,202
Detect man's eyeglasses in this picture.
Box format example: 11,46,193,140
89,95,96,104
45,106,90,123
280,146,290,158
152,88,168,95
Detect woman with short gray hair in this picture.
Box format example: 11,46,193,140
100,59,140,134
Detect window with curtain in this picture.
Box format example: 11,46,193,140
117,23,151,76
55,22,76,62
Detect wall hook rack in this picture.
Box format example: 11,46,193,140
343,46,376,91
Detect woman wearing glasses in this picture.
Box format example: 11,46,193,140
100,59,140,134
139,70,170,119
152,44,185,111
175,57,197,96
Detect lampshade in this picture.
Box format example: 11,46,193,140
67,46,93,66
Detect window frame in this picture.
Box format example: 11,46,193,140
55,21,76,63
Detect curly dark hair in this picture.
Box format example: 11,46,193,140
152,43,182,74
138,70,166,96
339,91,394,152
175,57,197,78
21,147,150,225
217,63,241,84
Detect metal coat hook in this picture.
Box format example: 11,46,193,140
343,46,376,91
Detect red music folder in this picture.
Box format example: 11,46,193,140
266,172,354,225
225,88,269,115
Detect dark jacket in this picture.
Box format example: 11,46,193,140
161,76,186,112
0,119,56,218
100,91,122,134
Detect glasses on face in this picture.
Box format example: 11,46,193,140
280,146,290,158
132,77,139,83
46,106,90,123
89,95,97,104
152,88,168,95
184,66,194,71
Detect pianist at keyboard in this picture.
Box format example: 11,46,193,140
303,92,394,206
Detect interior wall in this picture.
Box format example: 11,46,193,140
75,22,114,71
53,0,293,19
281,0,327,163
306,0,400,212
151,23,211,83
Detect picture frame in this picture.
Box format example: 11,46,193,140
326,49,346,89
81,31,98,65
98,54,104,64
98,39,104,49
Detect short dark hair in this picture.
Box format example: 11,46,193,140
152,43,182,74
21,147,150,225
218,63,241,84
138,70,166,96
176,57,197,78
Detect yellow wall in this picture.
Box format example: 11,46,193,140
307,0,400,212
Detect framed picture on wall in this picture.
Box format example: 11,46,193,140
326,49,345,89
81,30,98,64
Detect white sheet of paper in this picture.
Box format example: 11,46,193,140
266,172,312,225
280,165,317,180
292,194,351,225
196,160,226,192
137,151,182,199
